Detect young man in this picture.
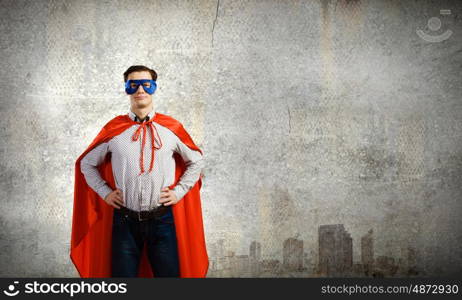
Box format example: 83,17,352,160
70,65,208,277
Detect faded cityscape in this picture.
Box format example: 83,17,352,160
207,224,423,278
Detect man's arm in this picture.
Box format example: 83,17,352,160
171,133,205,201
80,142,113,200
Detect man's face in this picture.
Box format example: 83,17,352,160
126,71,153,109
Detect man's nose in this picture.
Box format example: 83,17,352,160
136,85,145,93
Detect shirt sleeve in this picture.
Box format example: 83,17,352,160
171,133,205,201
80,141,113,201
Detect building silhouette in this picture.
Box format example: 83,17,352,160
283,237,304,271
373,255,398,277
259,259,282,275
361,229,374,276
249,241,261,276
207,225,424,278
235,255,250,276
318,224,353,276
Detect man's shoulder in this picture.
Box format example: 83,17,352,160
154,112,186,132
154,112,183,125
102,114,131,129
91,114,132,142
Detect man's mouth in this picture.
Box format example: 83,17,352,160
135,95,146,100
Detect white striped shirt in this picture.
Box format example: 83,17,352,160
80,108,204,211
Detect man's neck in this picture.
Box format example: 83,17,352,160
131,105,154,121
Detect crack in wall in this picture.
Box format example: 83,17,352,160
211,0,220,47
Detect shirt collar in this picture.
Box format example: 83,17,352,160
128,107,156,122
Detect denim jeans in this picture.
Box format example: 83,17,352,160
111,206,180,277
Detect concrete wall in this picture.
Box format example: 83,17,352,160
0,0,461,277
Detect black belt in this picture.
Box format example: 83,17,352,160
117,205,170,221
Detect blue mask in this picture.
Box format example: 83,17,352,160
125,79,157,95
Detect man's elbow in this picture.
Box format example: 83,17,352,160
198,155,205,168
80,158,96,174
80,159,87,172
188,155,205,176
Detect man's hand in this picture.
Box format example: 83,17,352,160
104,188,124,209
159,187,179,206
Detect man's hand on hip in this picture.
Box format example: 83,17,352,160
159,187,179,206
104,188,124,209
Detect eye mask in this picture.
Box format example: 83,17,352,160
125,79,157,95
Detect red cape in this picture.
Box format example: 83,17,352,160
70,113,208,277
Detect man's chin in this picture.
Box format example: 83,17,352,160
132,99,152,108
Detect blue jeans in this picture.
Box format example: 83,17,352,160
111,206,180,277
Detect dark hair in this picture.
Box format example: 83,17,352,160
123,65,158,82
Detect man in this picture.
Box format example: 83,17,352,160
70,65,208,277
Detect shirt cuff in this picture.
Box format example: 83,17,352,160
172,185,188,201
97,185,113,201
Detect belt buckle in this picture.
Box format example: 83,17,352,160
138,210,149,221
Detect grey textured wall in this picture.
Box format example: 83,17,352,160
0,0,461,277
